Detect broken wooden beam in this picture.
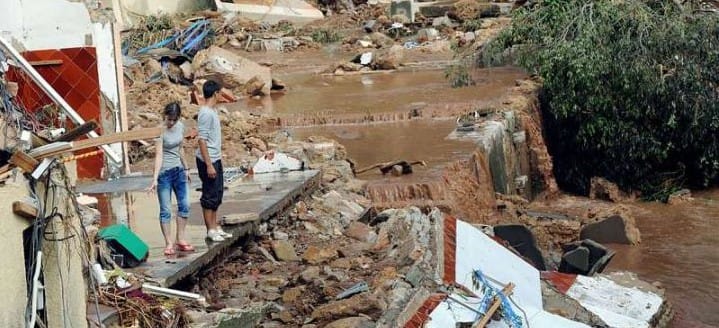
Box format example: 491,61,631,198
55,121,99,142
32,127,162,160
28,59,64,66
13,201,39,220
10,150,39,173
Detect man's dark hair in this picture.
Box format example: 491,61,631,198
164,102,182,117
202,80,222,99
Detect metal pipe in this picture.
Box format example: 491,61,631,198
142,284,208,306
0,35,122,163
28,251,43,328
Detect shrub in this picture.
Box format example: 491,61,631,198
482,0,719,199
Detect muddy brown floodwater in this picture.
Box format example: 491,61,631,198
240,66,719,327
609,190,719,328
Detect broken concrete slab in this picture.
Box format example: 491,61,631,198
193,46,273,95
560,240,615,276
123,170,320,287
215,0,324,26
580,215,641,245
494,224,547,270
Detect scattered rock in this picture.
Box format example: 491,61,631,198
271,240,301,261
263,276,286,287
310,294,382,321
303,245,339,264
344,221,377,243
330,258,353,270
278,310,294,323
462,31,476,43
667,189,692,205
273,230,289,240
245,137,268,151
417,28,440,42
374,45,404,70
371,266,398,289
432,16,453,28
368,32,395,49
300,266,321,283
580,214,641,245
338,242,371,258
325,316,375,328
282,286,305,303
589,177,626,202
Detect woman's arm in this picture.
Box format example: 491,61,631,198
148,136,163,191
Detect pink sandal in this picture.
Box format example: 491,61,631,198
175,242,195,252
163,245,176,256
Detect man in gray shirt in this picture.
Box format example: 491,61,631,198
196,80,232,242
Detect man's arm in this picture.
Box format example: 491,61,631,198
197,112,217,179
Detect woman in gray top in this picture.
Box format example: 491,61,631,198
148,102,194,256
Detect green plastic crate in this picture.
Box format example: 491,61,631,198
97,224,149,268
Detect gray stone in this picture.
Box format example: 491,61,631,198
580,215,641,245
432,16,453,27
300,266,321,283
369,32,395,49
563,246,590,272
271,240,301,261
273,230,289,240
462,31,476,42
405,265,424,287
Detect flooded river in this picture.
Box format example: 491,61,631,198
610,190,719,327
250,67,718,327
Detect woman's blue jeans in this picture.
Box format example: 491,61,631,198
157,166,190,223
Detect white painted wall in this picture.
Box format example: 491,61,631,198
0,0,94,51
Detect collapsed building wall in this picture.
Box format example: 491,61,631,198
0,0,132,226
0,176,90,328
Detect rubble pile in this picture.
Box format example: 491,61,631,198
190,205,440,327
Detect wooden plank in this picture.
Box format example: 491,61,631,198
13,201,38,220
54,121,98,142
72,127,161,150
31,133,50,147
10,150,39,173
474,283,516,328
33,127,162,160
28,59,63,66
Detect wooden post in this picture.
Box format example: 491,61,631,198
473,283,516,328
111,0,136,230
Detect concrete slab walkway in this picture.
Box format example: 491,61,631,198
78,170,320,287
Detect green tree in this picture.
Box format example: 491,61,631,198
483,0,719,199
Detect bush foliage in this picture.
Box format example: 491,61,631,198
483,0,719,199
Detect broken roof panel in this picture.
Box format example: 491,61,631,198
565,275,664,328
